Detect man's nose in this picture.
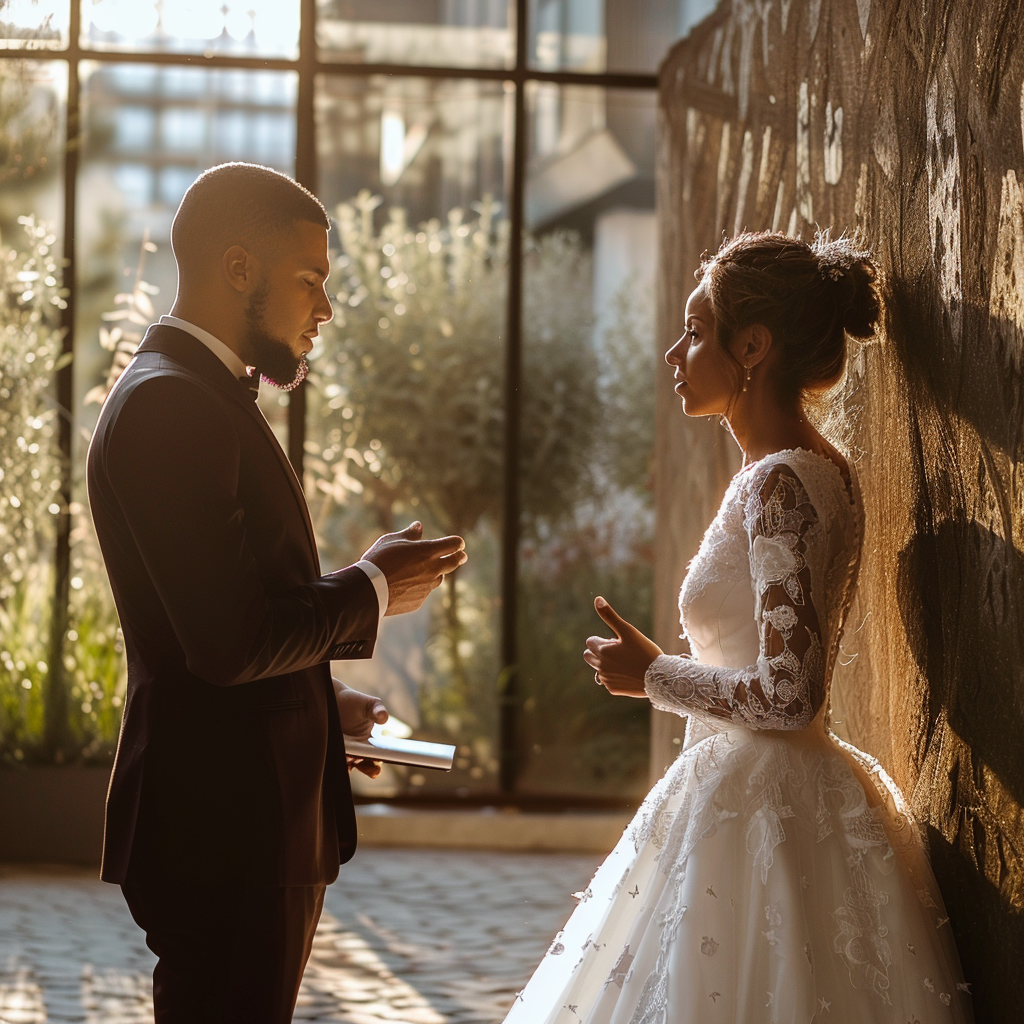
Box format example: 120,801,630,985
316,287,334,325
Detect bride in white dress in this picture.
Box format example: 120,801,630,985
502,232,973,1024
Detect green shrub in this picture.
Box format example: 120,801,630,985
307,196,655,796
0,218,125,764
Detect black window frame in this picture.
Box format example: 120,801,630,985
0,0,658,793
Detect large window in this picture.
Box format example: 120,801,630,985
0,0,715,801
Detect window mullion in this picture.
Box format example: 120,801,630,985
45,1,82,758
498,0,530,794
288,0,318,477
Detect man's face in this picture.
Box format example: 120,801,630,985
243,220,333,390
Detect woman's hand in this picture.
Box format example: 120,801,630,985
584,597,663,697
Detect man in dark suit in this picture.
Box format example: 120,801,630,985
87,162,467,1023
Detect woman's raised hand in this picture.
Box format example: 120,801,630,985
584,596,663,698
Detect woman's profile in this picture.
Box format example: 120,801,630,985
502,231,973,1023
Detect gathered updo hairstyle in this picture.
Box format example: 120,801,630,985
695,230,880,404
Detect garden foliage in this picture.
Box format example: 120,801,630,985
0,219,125,764
306,194,655,796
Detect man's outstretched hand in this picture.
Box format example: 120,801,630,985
333,678,388,779
362,522,467,616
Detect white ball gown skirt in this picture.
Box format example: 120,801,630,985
501,724,973,1024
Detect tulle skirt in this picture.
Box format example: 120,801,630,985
502,725,973,1024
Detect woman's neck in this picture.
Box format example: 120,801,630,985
724,390,821,464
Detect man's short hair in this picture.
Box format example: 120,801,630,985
171,162,329,273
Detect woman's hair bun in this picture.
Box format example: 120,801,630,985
811,231,880,340
698,229,881,402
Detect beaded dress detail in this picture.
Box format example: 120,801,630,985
502,448,972,1024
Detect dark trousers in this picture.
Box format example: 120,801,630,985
122,881,326,1024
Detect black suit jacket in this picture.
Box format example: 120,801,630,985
87,324,379,887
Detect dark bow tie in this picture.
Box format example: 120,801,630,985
239,371,260,402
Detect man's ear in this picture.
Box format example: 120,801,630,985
732,322,773,369
222,244,256,294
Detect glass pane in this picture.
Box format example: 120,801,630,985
76,61,297,435
0,58,65,763
0,0,69,48
317,0,512,69
516,84,657,800
528,0,717,74
68,64,297,761
81,0,300,59
76,60,297,425
314,75,508,797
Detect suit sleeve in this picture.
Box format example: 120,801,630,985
103,374,380,686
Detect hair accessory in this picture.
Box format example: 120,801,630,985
814,229,862,282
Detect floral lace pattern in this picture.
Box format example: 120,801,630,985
675,477,749,623
832,851,895,1003
646,463,829,730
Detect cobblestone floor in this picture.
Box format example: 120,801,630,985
0,850,596,1024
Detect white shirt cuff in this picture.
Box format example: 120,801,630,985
355,559,389,621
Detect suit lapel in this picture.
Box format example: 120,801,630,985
241,390,321,574
135,325,321,570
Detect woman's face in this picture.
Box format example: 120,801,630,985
665,283,740,417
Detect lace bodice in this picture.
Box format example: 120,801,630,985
645,448,861,732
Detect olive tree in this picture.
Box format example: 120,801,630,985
305,192,602,735
309,192,600,539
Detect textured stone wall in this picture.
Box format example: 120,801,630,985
653,2,1024,1019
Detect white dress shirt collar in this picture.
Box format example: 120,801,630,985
158,314,250,380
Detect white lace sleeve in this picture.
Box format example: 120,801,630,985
645,464,825,731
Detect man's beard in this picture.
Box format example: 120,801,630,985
244,280,309,392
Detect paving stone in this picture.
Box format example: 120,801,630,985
0,851,593,1023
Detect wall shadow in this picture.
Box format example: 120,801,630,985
928,825,1024,1020
885,276,1024,469
898,519,1024,809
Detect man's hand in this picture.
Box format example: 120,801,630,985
333,678,388,738
583,597,663,697
346,755,383,779
362,522,467,616
333,679,388,779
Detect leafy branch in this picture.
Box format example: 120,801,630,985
84,229,158,406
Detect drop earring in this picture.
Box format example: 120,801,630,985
742,365,752,392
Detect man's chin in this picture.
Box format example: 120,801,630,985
260,358,309,392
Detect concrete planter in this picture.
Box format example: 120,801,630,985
356,805,631,853
0,768,633,864
0,766,110,865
